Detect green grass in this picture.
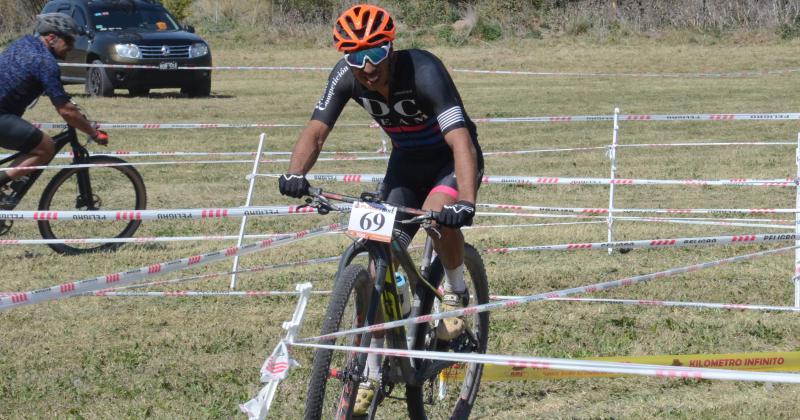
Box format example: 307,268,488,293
3,37,800,418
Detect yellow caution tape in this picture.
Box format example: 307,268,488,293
441,351,800,382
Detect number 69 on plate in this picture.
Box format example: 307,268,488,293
346,201,397,243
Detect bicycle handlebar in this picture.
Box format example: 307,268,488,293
304,187,439,224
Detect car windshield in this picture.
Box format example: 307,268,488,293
90,7,179,32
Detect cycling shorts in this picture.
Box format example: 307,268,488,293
381,148,483,243
0,114,43,154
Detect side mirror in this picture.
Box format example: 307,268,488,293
183,24,195,33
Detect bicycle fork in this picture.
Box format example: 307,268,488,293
74,167,99,210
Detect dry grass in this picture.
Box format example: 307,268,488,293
2,38,800,418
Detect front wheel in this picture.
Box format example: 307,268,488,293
37,156,147,255
305,264,372,420
406,243,490,419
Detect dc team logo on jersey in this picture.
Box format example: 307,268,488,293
357,97,430,127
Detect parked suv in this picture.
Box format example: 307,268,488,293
42,0,212,97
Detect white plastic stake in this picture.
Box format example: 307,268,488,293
231,133,267,289
240,283,313,419
794,132,800,307
607,108,620,255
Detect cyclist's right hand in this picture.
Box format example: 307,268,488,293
279,173,310,198
91,130,109,146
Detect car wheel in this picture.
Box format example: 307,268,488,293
128,88,150,97
180,79,211,98
86,60,114,97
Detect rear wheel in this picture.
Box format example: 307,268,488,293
305,264,373,419
86,60,114,97
406,243,489,419
37,156,147,255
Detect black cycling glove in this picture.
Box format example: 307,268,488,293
437,200,475,228
278,173,310,198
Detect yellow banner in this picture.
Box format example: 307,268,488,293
441,351,800,382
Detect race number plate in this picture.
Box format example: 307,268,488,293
158,61,178,70
346,201,397,243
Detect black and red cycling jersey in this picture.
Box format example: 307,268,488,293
311,48,483,167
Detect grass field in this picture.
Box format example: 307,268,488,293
3,37,800,418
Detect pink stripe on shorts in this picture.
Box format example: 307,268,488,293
430,185,458,198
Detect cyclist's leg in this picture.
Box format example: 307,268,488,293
0,114,54,181
422,165,484,340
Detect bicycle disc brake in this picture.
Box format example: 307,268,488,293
0,219,13,236
76,194,101,210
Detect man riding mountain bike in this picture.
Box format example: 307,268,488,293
0,13,108,209
278,4,484,415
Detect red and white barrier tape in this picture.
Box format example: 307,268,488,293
0,232,334,246
25,141,789,162
57,62,800,78
472,113,800,123
109,255,343,292
485,232,798,254
30,112,800,131
292,342,800,384
0,205,317,221
0,159,258,173
297,245,794,344
31,122,367,130
450,67,800,78
280,173,798,188
57,63,330,71
477,211,792,225
475,211,794,229
534,297,800,313
0,222,342,310
479,203,800,215
613,216,791,230
92,290,331,297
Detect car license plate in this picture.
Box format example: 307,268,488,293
158,61,178,70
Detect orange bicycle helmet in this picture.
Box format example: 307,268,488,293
333,4,396,53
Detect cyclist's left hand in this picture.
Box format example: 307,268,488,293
91,130,109,146
436,200,475,228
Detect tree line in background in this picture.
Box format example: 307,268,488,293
3,0,800,44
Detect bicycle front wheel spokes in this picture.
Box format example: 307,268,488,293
37,156,147,255
407,243,490,420
305,264,372,420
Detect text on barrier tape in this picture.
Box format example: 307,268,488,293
441,350,800,382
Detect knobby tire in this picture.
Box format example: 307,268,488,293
305,264,372,420
37,156,146,255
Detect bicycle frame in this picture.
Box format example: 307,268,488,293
334,212,452,388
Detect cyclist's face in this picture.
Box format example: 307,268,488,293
45,34,73,59
351,55,391,93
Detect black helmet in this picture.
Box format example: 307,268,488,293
35,13,85,39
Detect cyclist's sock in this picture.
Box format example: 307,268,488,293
443,263,466,293
365,337,384,381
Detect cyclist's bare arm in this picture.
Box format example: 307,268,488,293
444,127,478,204
55,101,99,139
288,119,332,174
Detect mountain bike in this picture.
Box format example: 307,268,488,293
0,125,147,255
302,187,489,419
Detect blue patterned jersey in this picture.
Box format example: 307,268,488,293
0,35,70,116
311,49,481,162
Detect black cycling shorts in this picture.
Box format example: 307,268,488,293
380,148,483,243
0,114,43,154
